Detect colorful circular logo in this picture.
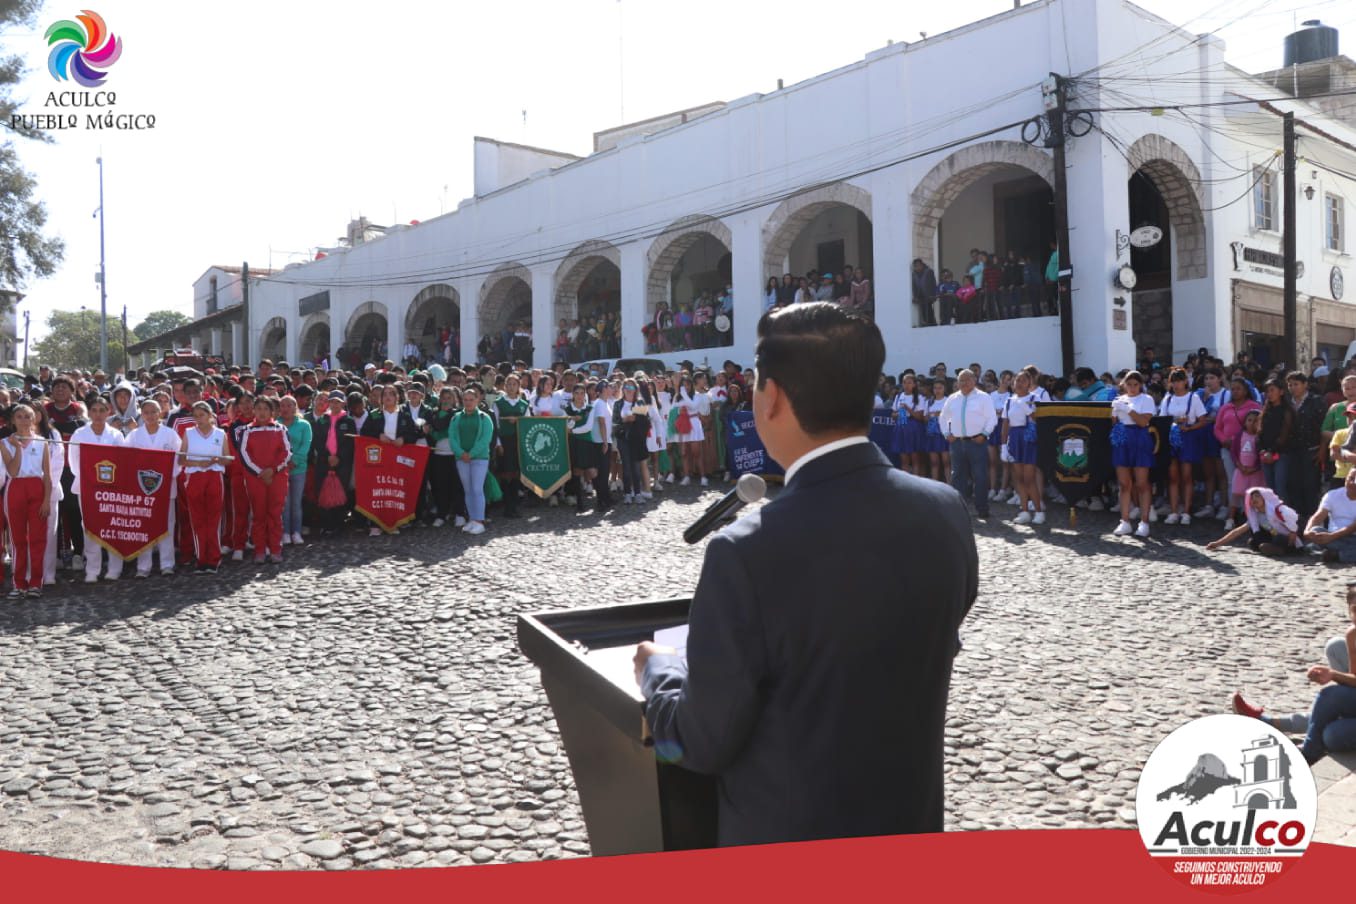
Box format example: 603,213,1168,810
1135,714,1316,893
46,10,122,88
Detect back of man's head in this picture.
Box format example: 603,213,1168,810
754,302,884,436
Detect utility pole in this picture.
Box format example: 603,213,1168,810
121,304,129,375
1046,73,1075,374
21,308,29,371
1282,111,1298,370
96,156,108,374
241,261,250,368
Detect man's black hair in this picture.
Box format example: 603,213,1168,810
754,302,884,435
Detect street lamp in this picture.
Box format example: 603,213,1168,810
95,156,108,374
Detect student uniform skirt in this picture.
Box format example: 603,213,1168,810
1111,424,1154,469
925,422,950,454
1172,425,1206,465
1006,427,1038,465
895,417,925,455
569,434,599,471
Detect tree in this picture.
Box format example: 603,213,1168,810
31,309,126,371
134,310,192,342
0,0,65,300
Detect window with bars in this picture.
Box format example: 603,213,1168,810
1327,194,1345,253
1253,167,1275,231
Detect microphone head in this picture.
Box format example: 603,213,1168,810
735,472,767,504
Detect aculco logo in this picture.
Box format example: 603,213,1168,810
1135,714,1316,892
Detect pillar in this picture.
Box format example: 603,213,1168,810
619,241,647,358
531,264,556,370
728,213,762,367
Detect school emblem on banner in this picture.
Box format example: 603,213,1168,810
518,417,571,498
1034,402,1113,507
366,443,382,465
352,437,431,533
136,468,163,495
96,460,116,484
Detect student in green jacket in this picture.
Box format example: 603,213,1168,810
279,394,312,546
450,385,495,536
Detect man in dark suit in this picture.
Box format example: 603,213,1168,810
634,302,978,847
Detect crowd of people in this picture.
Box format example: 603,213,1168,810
764,268,873,318
911,244,1059,326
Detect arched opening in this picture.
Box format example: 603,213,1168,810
1125,135,1208,362
299,315,331,366
1252,754,1269,782
912,141,1055,327
405,284,460,366
259,317,287,363
763,183,874,318
479,263,534,365
1247,792,1271,810
647,216,734,354
343,301,389,369
554,241,620,364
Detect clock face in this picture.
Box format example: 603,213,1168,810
1334,266,1346,301
1117,265,1138,290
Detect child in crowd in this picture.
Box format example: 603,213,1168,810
239,396,290,564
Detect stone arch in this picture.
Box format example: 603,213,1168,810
1126,134,1207,280
479,262,534,340
404,284,460,356
647,215,733,318
259,316,287,363
344,300,389,364
554,239,621,324
762,183,873,280
298,313,331,365
911,140,1055,264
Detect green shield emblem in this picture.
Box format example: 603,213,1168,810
518,417,572,498
1057,436,1088,476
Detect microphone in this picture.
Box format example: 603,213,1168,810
683,473,766,544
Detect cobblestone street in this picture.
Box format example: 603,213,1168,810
0,485,1348,868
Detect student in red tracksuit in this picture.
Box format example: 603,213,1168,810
1,404,53,598
223,393,254,560
179,401,230,573
239,396,290,565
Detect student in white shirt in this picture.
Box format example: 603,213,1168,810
924,378,951,482
1158,367,1208,525
1304,469,1356,563
70,396,127,583
987,371,1013,504
1001,370,1044,524
127,399,182,578
2,404,52,598
1111,371,1158,538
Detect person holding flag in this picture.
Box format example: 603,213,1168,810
127,398,182,578
69,396,127,584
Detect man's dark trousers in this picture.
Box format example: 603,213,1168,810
950,438,989,517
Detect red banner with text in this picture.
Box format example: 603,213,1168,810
352,437,431,533
77,444,176,560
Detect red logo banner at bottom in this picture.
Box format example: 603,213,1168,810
77,444,176,560
352,438,431,533
0,831,1350,902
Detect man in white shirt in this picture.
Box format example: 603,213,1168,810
940,368,998,519
1304,469,1356,563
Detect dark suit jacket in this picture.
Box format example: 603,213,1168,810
642,440,978,847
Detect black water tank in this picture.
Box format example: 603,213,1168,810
1284,19,1339,67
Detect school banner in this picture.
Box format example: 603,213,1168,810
78,445,176,560
1034,402,1114,508
518,417,572,498
353,437,431,533
725,410,784,478
1148,415,1174,484
869,408,899,459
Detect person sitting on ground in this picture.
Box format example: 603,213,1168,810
1304,468,1356,564
1205,486,1305,556
1232,584,1356,765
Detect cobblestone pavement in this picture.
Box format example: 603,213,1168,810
0,484,1350,868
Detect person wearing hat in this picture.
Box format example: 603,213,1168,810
814,273,836,303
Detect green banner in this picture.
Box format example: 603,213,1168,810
518,417,572,498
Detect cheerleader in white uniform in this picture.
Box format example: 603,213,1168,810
644,377,671,490
1002,370,1044,524
673,375,707,486
893,373,928,476
987,371,1013,502
1159,367,1208,525
1111,371,1157,538
925,378,950,482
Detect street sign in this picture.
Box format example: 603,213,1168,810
1129,225,1163,248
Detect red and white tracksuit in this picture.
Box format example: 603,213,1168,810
183,427,228,569
239,421,290,559
166,407,198,565
224,417,252,552
4,437,50,591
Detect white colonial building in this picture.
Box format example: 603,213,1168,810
157,0,1356,376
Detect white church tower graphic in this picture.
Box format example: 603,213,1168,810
1234,736,1297,810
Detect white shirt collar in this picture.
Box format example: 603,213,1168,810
783,435,872,486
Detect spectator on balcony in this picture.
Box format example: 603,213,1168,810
911,259,937,327
777,273,796,307
850,267,872,315
815,273,836,303
794,277,815,306
981,253,1003,321
765,277,779,313
936,270,959,327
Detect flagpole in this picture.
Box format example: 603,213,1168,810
97,155,108,374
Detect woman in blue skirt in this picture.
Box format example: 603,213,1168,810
1002,370,1043,524
892,372,928,476
1112,371,1157,538
925,378,951,482
1159,367,1208,525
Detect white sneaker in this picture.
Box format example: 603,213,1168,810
665,473,675,484
1223,518,1235,530
988,489,1000,501
84,575,98,584
1128,506,1141,520
1014,511,1032,525
432,518,446,528
135,571,149,580
1027,500,1036,512
548,496,559,507
1007,493,1021,506
1148,507,1158,523
369,527,382,537
1216,505,1229,520
461,521,473,532
1076,498,1089,509
1135,521,1151,538
1032,511,1046,525
466,522,485,535
281,534,292,546
640,492,653,501
454,516,467,527
1193,506,1214,519
565,495,577,506
622,494,634,504
232,549,244,561
700,476,709,487
1155,503,1171,516
1180,514,1192,526
653,481,664,493
1113,520,1133,536
72,554,85,570
1164,513,1180,525
1087,498,1105,512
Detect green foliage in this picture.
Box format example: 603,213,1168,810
134,310,192,342
31,309,125,371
